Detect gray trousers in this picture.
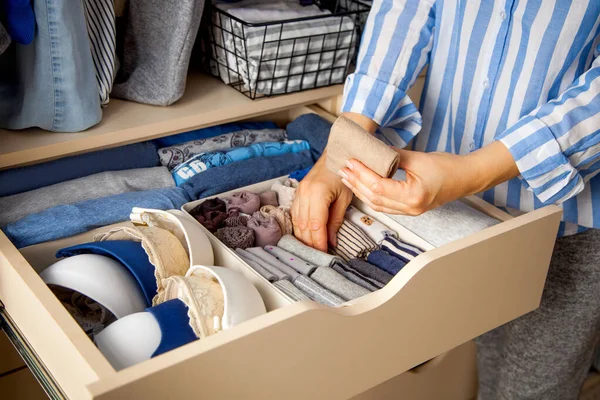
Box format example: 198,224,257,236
477,229,600,400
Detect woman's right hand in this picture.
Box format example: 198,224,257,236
291,152,353,252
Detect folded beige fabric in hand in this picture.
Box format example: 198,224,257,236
326,116,400,178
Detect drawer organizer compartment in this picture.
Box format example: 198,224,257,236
0,105,562,399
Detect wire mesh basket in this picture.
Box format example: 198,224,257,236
201,0,371,99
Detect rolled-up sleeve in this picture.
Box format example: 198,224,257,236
342,0,435,146
497,55,600,205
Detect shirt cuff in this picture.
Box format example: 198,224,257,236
497,116,584,204
341,73,408,126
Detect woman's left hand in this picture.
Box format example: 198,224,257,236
337,141,520,215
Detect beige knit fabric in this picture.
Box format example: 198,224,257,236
260,205,293,235
154,274,224,339
271,178,298,210
326,116,400,178
94,226,190,304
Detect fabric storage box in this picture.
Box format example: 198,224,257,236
202,0,370,99
0,105,562,399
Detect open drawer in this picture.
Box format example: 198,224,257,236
0,105,562,399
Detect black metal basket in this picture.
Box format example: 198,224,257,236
201,0,371,99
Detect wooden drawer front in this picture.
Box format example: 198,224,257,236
0,105,562,400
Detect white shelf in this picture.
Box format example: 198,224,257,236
0,73,342,170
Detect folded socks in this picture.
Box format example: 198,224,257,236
367,250,407,276
309,266,371,301
273,280,311,302
260,206,293,235
330,219,378,261
216,227,255,249
247,213,282,247
235,249,279,282
223,210,249,227
226,191,261,214
235,248,289,281
344,206,397,244
246,247,300,281
264,245,317,276
194,211,228,233
330,260,381,291
347,258,393,285
380,236,424,263
259,190,279,207
325,116,400,178
190,198,227,215
294,275,344,307
271,179,298,210
277,234,340,268
0,167,175,227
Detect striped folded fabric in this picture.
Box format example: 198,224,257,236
330,220,378,261
380,236,424,263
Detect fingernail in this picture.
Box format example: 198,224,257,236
345,160,354,170
341,178,352,188
337,170,348,180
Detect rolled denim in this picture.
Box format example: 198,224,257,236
294,275,343,307
0,167,175,226
0,141,160,197
264,245,317,276
3,187,191,248
309,266,371,301
330,260,380,291
0,0,101,132
347,258,393,286
367,250,407,276
277,234,340,268
273,280,310,302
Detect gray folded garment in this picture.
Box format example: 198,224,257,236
278,234,340,268
246,247,300,281
111,0,204,105
273,280,310,302
264,245,317,275
385,200,500,247
347,258,393,285
331,260,381,291
235,248,288,281
234,250,278,282
294,275,344,307
0,167,175,227
310,266,371,301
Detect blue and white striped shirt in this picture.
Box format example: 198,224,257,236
342,0,600,236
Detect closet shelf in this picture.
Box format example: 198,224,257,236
0,73,343,170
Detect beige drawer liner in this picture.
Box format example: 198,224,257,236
0,105,563,399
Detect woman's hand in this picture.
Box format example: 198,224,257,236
291,154,354,252
337,141,520,215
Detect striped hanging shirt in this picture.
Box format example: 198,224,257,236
342,0,600,236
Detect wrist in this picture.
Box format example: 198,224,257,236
463,141,520,195
340,112,379,134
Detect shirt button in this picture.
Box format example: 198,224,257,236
483,78,490,89
499,11,507,20
469,142,476,151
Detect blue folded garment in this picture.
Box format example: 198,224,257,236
182,150,314,201
153,121,278,147
367,249,407,276
3,187,191,248
145,299,198,357
172,140,310,185
3,0,36,45
0,142,160,197
286,113,331,160
289,166,311,182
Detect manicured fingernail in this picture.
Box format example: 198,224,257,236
341,178,352,188
345,160,354,170
337,170,348,180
